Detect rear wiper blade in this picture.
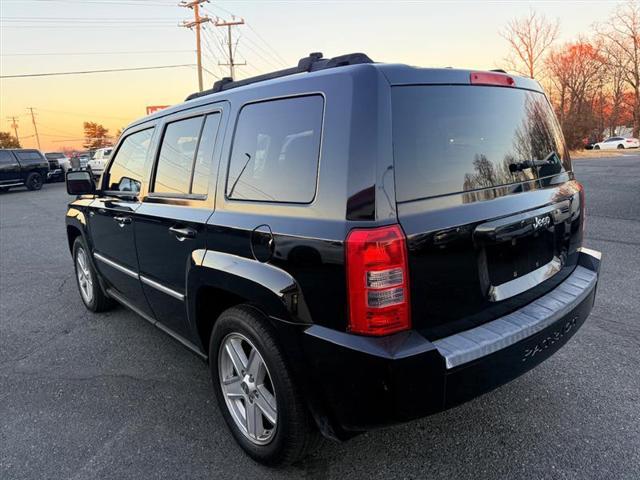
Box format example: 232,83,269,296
509,151,558,173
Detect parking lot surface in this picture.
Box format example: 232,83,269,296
1,154,639,480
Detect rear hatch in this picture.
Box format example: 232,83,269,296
391,80,585,340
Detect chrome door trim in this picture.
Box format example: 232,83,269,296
94,252,139,279
140,274,185,301
106,288,205,359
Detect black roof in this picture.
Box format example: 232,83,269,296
185,52,373,101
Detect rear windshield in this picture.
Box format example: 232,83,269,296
392,85,570,202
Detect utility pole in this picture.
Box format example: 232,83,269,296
215,17,245,79
179,0,211,92
27,108,41,150
7,116,20,144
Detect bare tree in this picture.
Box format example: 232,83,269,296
545,40,605,148
500,10,560,79
596,0,640,136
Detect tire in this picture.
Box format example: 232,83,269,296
25,172,43,191
72,237,114,312
209,305,321,466
617,144,625,149
594,145,600,150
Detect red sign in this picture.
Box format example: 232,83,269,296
146,105,169,115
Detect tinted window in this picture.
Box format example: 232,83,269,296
15,151,43,161
392,86,569,202
154,116,203,195
106,128,154,193
192,113,221,195
45,153,65,159
226,95,323,203
0,150,15,164
153,112,221,196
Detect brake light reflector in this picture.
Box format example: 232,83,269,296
470,71,515,87
577,181,586,235
346,224,411,335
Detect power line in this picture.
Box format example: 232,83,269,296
36,108,132,121
236,34,286,71
246,22,289,66
1,25,177,29
2,0,178,5
202,4,289,69
1,50,194,57
1,64,195,79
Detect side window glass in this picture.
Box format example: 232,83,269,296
226,95,323,203
192,113,221,196
154,116,203,195
106,128,153,193
0,151,15,165
152,112,221,197
15,151,42,161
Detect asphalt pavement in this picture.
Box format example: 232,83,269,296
1,153,639,480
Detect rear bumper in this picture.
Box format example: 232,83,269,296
47,169,64,180
302,248,601,436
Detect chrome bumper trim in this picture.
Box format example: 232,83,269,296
433,252,600,369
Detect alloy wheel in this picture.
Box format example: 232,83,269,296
30,176,42,189
218,333,278,445
75,247,94,304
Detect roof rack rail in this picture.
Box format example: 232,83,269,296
185,52,373,101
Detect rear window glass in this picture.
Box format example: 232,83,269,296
226,95,323,203
392,86,569,202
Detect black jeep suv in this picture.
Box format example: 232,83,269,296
65,53,601,465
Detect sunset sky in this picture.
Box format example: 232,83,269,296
0,0,616,151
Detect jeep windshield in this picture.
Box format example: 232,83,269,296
392,85,570,202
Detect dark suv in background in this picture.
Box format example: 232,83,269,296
0,149,49,191
64,53,601,466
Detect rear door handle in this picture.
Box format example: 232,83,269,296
169,226,197,241
113,215,132,226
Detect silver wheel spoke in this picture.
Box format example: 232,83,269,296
225,342,246,375
255,386,277,424
222,377,244,399
245,401,266,440
246,348,259,378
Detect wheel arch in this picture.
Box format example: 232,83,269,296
187,250,313,354
187,250,346,441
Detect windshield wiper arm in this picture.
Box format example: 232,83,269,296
509,151,558,173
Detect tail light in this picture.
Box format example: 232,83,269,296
470,71,515,87
577,181,586,236
626,139,633,143
345,224,411,335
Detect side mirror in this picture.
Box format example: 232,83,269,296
66,170,96,195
